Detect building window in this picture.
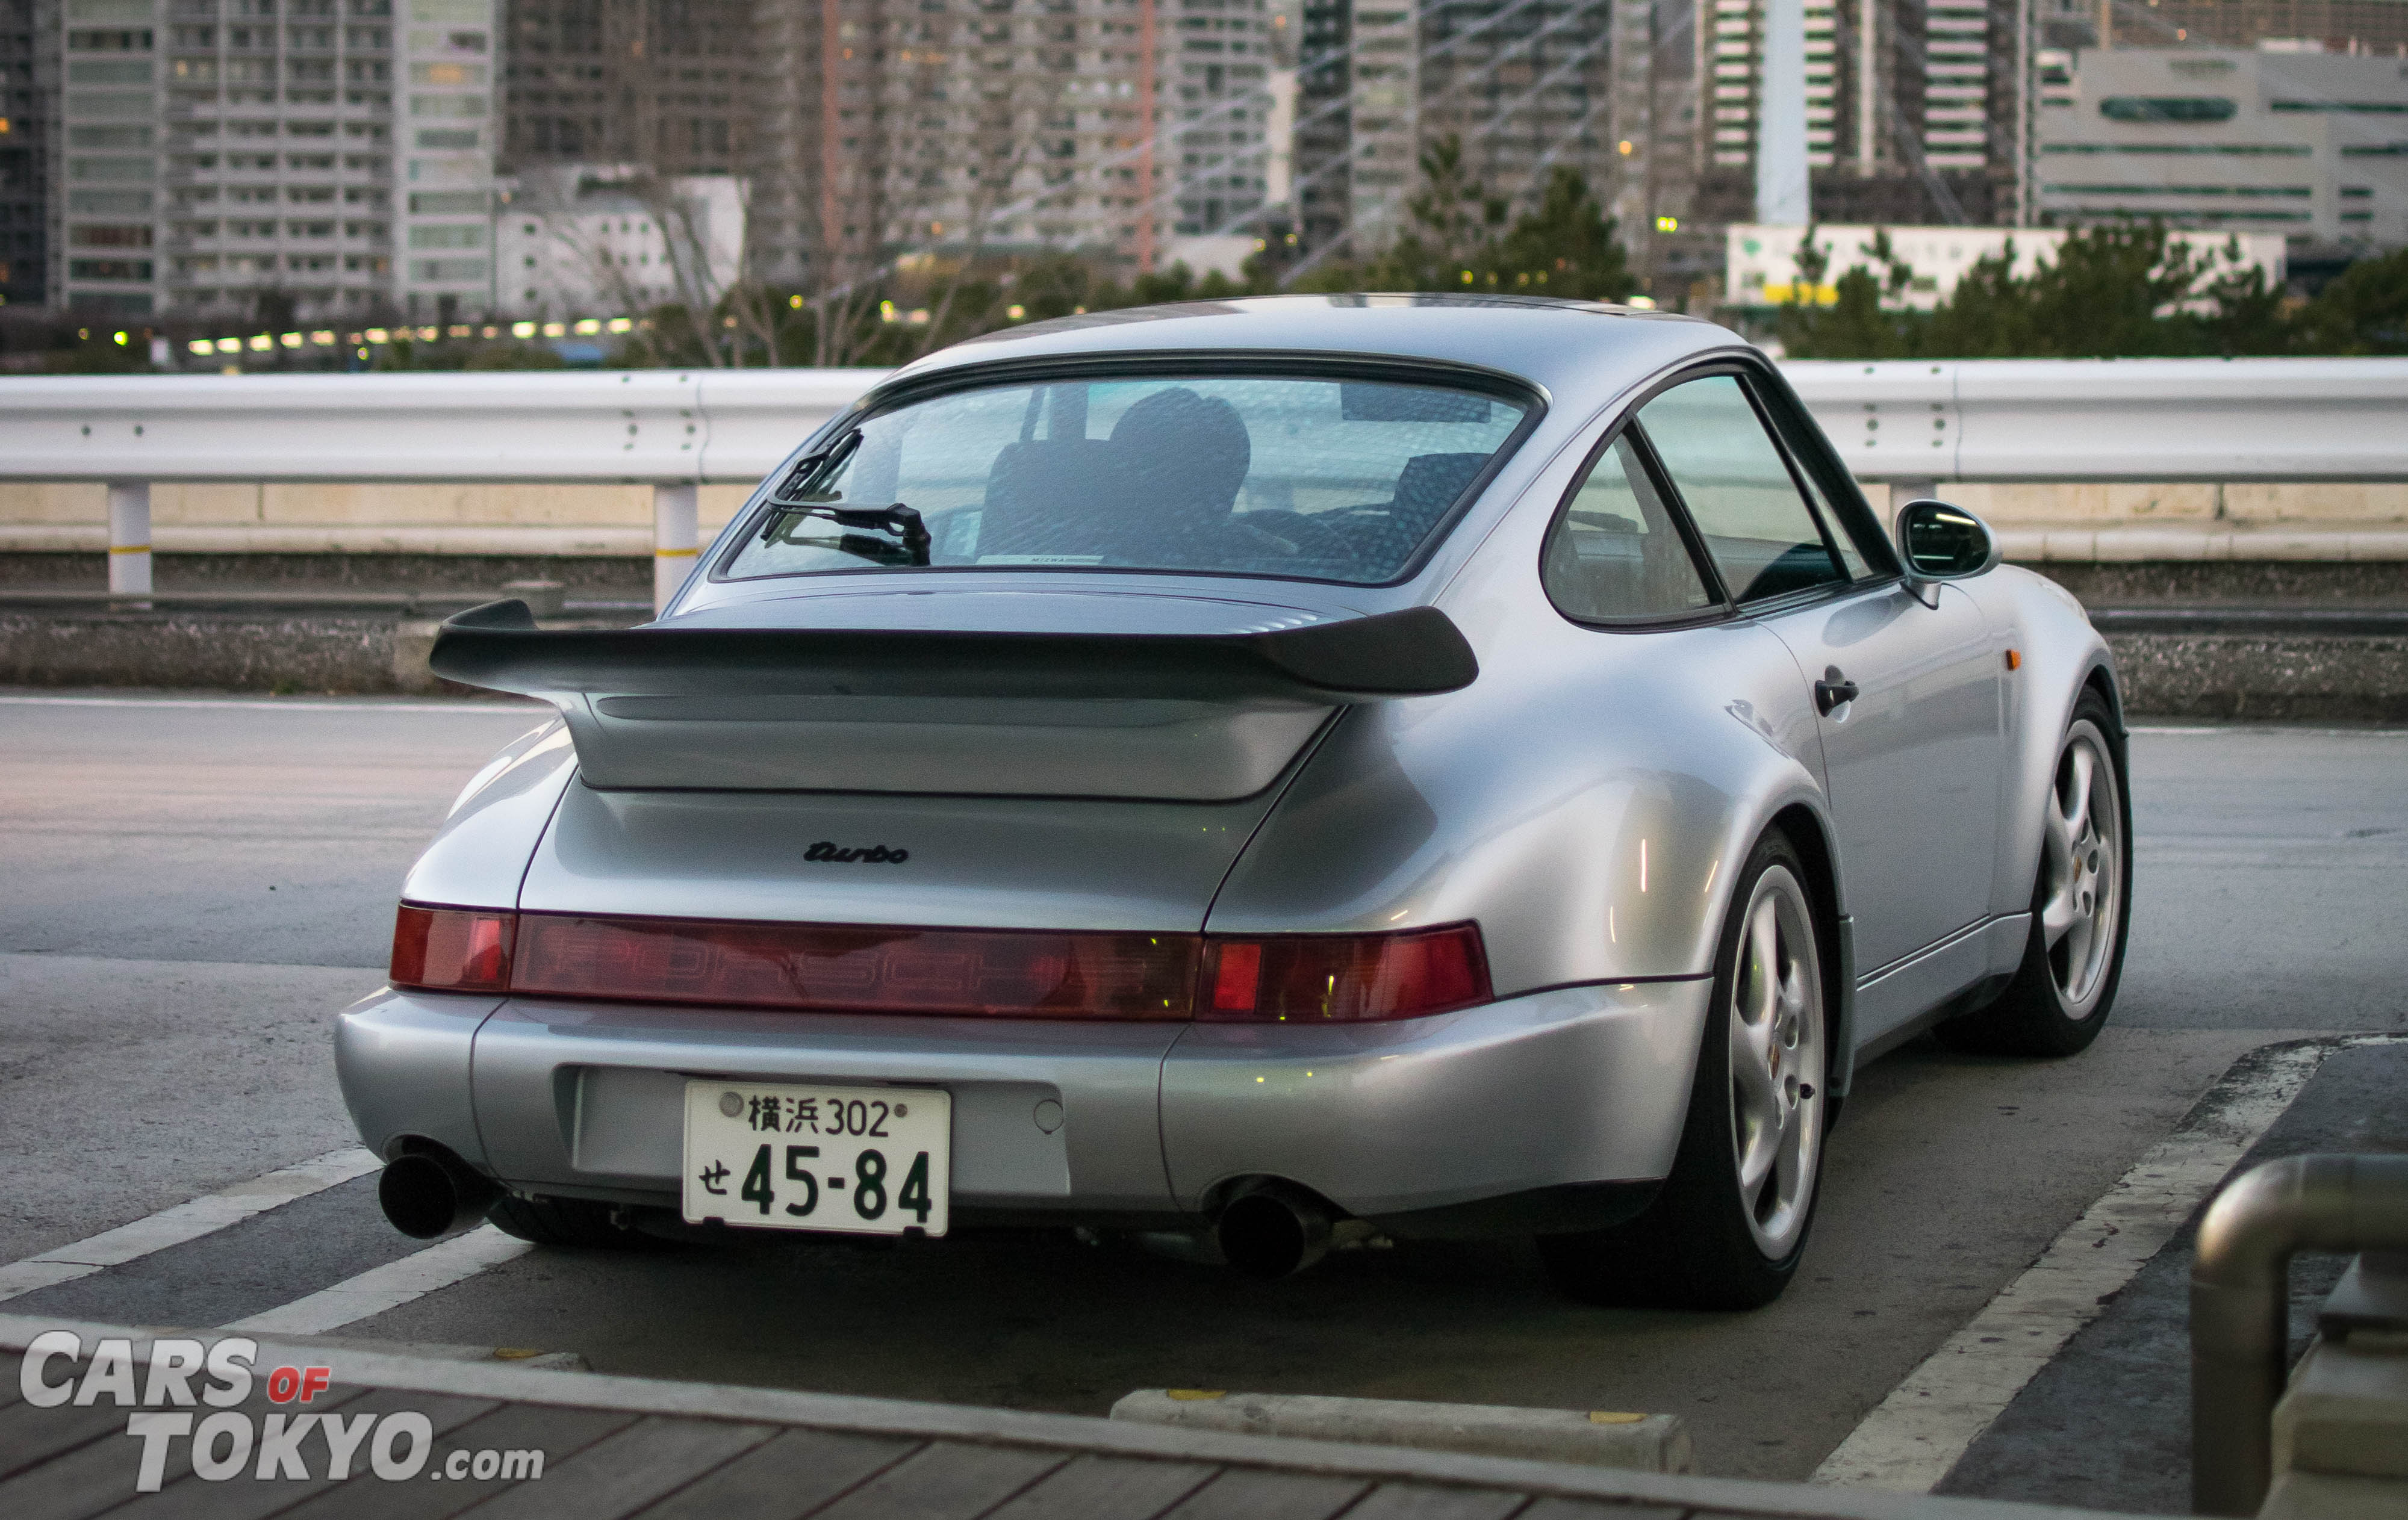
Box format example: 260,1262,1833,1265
70,258,155,281
408,223,485,249
2098,97,2237,124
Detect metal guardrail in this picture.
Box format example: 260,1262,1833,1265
1784,358,2408,489
2,358,2404,610
2190,1152,2408,1516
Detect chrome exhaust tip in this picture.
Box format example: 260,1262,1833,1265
377,1150,500,1239
1218,1182,1336,1279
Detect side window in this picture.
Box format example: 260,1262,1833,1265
1540,433,1717,622
1637,375,1848,604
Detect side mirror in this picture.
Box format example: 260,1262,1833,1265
1895,500,2002,592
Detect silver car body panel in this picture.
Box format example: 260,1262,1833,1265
519,768,1304,934
1754,580,2008,1020
342,298,2121,1236
335,987,497,1164
333,977,1710,1226
400,718,574,910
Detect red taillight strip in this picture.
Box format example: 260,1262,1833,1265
391,904,513,993
512,913,1198,1021
391,904,1490,1023
1199,925,1490,1023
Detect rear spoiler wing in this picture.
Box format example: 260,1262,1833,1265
428,599,1479,706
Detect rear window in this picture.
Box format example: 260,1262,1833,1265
720,372,1534,586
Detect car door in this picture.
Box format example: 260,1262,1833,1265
1632,370,2005,1003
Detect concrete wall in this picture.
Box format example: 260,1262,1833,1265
0,479,2402,557
0,483,759,556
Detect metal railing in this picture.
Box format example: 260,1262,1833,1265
2191,1152,2408,1516
3,357,2404,613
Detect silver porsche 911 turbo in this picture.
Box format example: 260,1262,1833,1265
340,294,2132,1309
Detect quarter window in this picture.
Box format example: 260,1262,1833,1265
1637,376,1847,604
1540,435,1716,622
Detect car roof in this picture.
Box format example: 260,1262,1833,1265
889,294,1744,409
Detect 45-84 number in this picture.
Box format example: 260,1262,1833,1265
739,1144,933,1225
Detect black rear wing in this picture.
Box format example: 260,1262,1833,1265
428,600,1479,706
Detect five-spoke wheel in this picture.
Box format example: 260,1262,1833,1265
1938,689,2132,1056
1541,829,1829,1309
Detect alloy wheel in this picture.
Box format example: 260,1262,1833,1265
1728,865,1826,1261
2039,719,2124,1018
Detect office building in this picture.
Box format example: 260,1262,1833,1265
1725,219,2287,303
48,0,497,323
2100,0,2408,54
2040,45,2408,247
494,160,742,316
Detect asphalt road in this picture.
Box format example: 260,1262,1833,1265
2,693,2403,1488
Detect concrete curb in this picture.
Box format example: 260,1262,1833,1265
1110,1388,1694,1473
0,1314,2132,1520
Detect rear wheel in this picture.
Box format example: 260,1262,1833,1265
1540,830,1830,1309
486,1193,657,1249
1936,690,2130,1057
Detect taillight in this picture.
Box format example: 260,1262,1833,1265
511,915,1198,1020
391,904,514,992
387,904,1489,1023
1199,924,1490,1023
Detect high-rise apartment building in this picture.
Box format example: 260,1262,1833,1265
2,0,51,306
499,1,750,176
1700,0,2029,226
750,0,1274,290
46,0,497,322
1290,0,1628,259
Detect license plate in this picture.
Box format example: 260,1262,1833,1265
682,1080,951,1236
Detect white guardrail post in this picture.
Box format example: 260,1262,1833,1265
105,481,151,598
653,482,700,616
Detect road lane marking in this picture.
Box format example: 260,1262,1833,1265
1811,1035,2400,1493
0,1147,381,1303
223,1224,533,1336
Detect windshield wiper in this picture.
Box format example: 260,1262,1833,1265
761,501,932,566
768,431,862,506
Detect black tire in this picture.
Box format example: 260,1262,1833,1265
1540,830,1832,1310
485,1193,656,1249
1934,689,2131,1058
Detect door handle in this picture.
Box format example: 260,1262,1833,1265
1815,669,1859,715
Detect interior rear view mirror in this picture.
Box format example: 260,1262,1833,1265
1896,499,2002,587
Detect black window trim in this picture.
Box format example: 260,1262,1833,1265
1731,356,1909,583
1638,358,1902,622
706,349,1551,595
1537,412,1740,633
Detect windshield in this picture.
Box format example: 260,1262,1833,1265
720,372,1534,585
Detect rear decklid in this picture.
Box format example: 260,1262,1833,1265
429,586,1477,933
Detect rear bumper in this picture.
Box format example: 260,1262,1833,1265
333,976,1711,1234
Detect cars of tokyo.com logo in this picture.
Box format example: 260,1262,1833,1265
19,1332,546,1492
